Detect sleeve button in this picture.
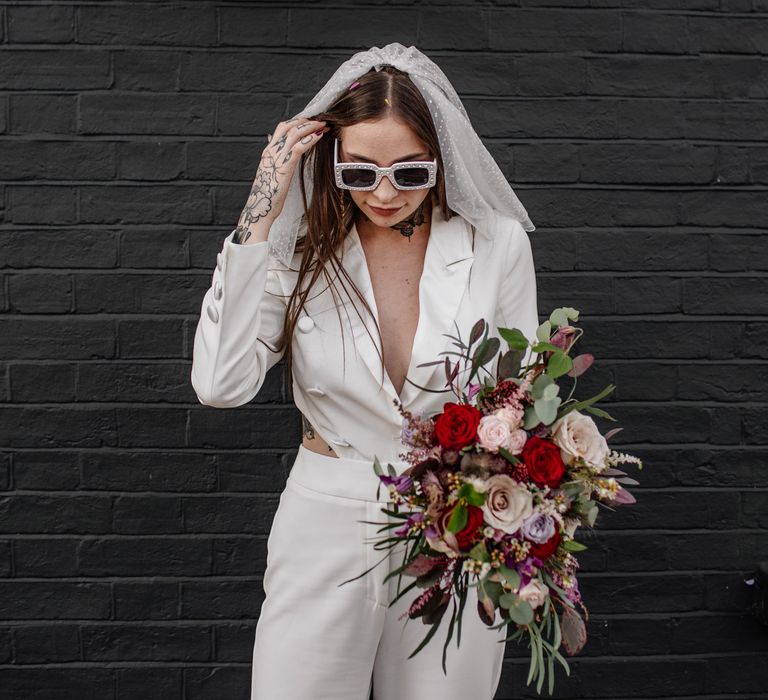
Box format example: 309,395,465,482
206,304,219,323
213,280,223,300
216,253,223,271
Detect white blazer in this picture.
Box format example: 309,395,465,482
190,204,539,465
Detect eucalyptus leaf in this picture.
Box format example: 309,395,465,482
531,372,554,399
534,396,561,425
523,405,541,430
563,307,579,321
559,480,586,498
507,599,534,625
549,308,569,328
498,591,518,610
536,320,552,342
542,383,560,400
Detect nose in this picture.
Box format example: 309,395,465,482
373,174,399,202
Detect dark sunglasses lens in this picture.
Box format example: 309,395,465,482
394,167,430,187
341,168,376,188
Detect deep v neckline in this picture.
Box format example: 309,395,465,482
349,222,432,403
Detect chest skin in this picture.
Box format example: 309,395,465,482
358,227,429,400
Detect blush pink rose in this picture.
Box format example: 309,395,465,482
495,406,524,431
477,415,513,453
518,578,549,609
507,428,528,456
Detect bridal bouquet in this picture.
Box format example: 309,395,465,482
345,308,643,695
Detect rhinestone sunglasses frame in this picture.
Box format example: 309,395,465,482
332,138,438,191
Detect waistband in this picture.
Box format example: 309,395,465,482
289,444,408,503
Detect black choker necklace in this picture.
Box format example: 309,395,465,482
389,201,427,239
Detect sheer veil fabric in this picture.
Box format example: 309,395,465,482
266,42,535,266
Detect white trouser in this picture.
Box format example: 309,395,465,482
250,444,508,699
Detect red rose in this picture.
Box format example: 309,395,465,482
434,402,482,450
529,528,561,560
441,504,485,551
521,436,567,488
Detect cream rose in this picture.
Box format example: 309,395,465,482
481,474,533,534
477,415,513,453
551,410,609,471
518,578,549,609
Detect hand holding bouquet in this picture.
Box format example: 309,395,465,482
344,308,643,695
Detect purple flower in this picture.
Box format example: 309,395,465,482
400,412,423,446
395,511,424,537
517,556,542,578
467,383,481,401
520,512,556,544
379,473,413,495
566,577,582,604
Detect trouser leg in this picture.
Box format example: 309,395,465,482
250,477,387,700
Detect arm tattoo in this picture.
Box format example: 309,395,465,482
232,149,286,244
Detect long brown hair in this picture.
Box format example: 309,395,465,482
276,65,455,391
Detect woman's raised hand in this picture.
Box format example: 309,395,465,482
233,116,330,245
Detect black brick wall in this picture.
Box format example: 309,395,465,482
1,2,767,698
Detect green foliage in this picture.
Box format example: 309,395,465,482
457,481,485,506
445,504,467,533
498,326,529,350
561,539,587,552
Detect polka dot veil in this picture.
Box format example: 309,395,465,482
266,42,536,267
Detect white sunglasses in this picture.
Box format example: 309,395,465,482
333,138,438,191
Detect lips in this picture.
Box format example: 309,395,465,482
369,205,402,216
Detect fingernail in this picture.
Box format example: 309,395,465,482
314,128,325,136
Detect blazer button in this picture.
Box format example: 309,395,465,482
206,304,219,323
306,385,326,396
297,315,315,333
213,280,223,300
329,436,351,447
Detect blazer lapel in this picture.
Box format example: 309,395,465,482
338,205,475,409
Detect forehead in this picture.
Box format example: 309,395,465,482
339,117,429,165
